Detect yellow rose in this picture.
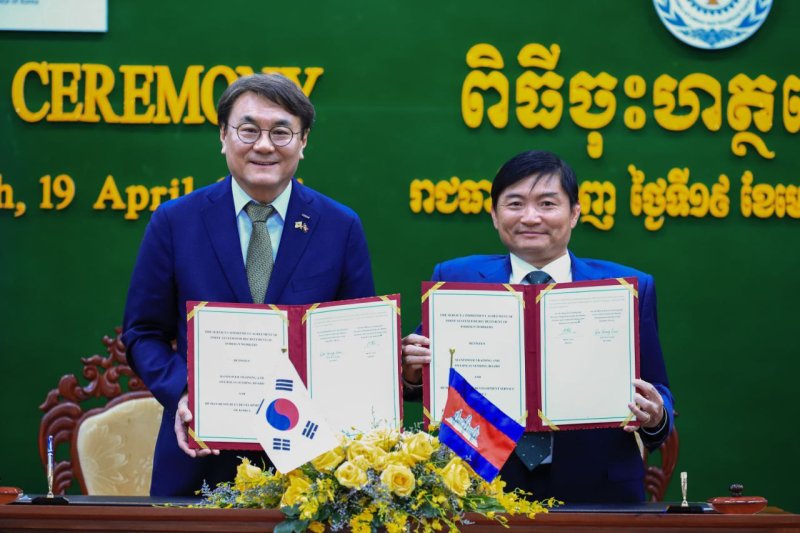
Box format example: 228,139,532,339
311,446,346,472
335,461,369,489
401,432,437,464
440,457,472,496
362,427,401,451
280,474,311,508
365,444,390,472
387,450,415,468
347,441,384,470
380,464,416,497
234,458,264,491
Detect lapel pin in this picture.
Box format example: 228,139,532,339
294,221,309,233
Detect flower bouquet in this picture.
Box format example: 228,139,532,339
199,427,556,532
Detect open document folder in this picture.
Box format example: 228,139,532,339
423,279,640,432
187,295,402,450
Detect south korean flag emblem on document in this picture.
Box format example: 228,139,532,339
254,357,337,473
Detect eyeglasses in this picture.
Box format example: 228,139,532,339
230,123,303,147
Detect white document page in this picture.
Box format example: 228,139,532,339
540,284,636,426
193,306,289,443
305,300,400,435
428,289,526,424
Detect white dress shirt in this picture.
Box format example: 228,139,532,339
509,252,572,285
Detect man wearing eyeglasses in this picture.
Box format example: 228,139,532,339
401,150,673,504
123,73,375,497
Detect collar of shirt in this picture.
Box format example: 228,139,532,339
231,177,291,222
231,178,291,263
509,252,572,284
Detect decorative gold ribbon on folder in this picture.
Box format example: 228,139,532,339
379,295,401,315
535,283,557,304
620,411,636,427
538,409,560,431
269,304,288,324
502,284,525,308
615,277,639,299
186,301,208,321
421,282,446,303
301,303,320,324
187,427,209,450
422,406,440,430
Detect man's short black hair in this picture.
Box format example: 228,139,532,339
491,150,579,207
216,73,315,132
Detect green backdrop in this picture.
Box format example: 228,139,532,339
1,0,798,510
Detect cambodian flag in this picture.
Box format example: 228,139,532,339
438,368,525,481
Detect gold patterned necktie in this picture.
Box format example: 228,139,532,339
244,202,275,304
516,269,554,469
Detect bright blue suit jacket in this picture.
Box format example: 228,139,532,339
122,177,374,496
429,252,674,503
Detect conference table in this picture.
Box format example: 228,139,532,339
0,496,798,532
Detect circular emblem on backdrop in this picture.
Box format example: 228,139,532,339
653,0,772,50
265,398,299,431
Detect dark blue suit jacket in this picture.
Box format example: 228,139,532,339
429,252,674,503
122,177,374,496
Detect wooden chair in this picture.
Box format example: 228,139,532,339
642,413,680,502
38,327,163,495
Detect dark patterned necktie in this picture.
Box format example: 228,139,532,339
244,202,274,304
516,269,554,469
524,270,553,286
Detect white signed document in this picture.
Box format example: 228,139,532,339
305,299,401,435
191,305,289,446
538,283,637,427
426,287,526,424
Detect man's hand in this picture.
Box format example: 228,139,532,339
175,392,220,458
624,378,665,432
401,333,431,386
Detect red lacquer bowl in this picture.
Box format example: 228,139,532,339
0,487,22,505
708,496,768,514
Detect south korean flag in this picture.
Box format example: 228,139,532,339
255,356,337,473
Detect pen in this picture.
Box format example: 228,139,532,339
680,471,688,507
47,435,54,498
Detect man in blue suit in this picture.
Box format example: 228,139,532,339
402,150,673,503
123,74,374,496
